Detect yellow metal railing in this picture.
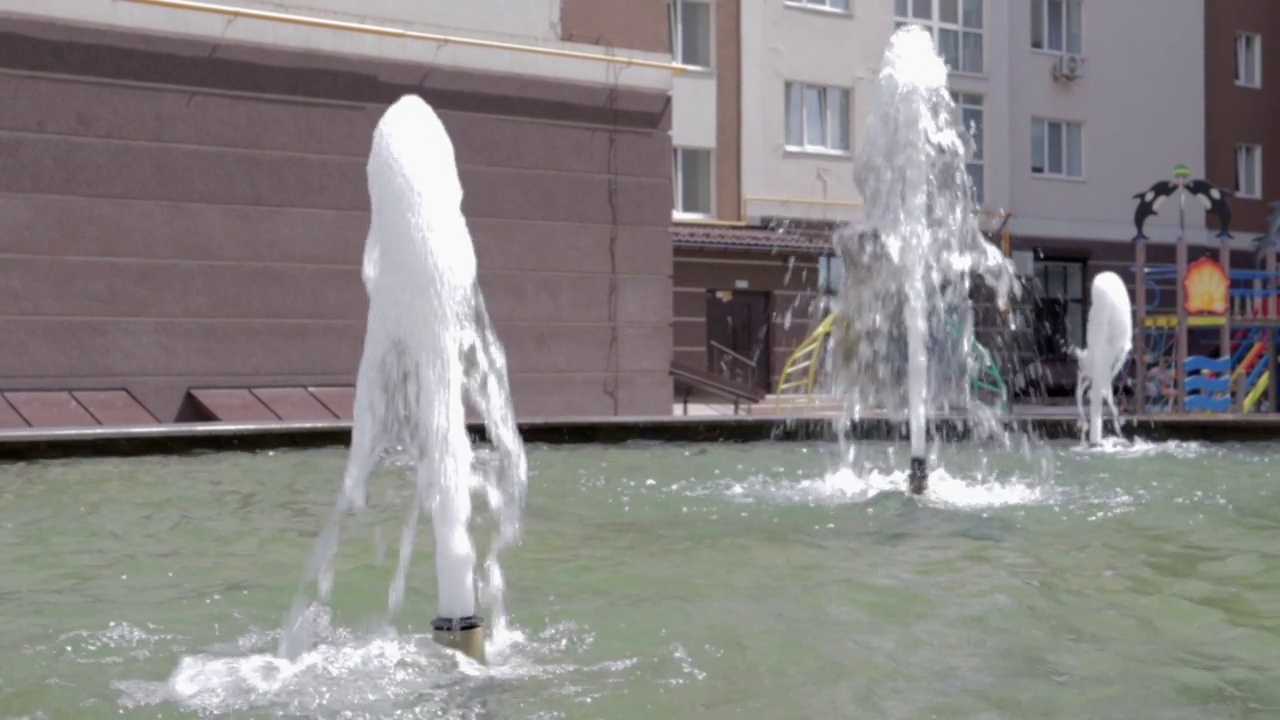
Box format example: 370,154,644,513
774,314,835,406
772,312,1009,411
123,0,687,74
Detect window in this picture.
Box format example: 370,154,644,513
1236,144,1262,199
674,148,713,216
1031,118,1083,178
1236,33,1262,88
786,0,850,12
1034,260,1085,357
951,92,984,204
785,82,851,152
668,0,712,68
819,255,846,296
894,0,984,74
1031,0,1082,54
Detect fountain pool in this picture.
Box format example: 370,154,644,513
2,440,1278,719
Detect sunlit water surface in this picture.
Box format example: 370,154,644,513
1,440,1277,719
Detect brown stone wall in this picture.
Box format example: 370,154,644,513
715,0,742,221
672,247,823,391
0,15,674,422
1205,1,1280,234
560,0,671,53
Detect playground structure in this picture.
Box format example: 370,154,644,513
1137,256,1280,413
1132,169,1280,414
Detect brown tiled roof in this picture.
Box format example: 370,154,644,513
671,224,835,253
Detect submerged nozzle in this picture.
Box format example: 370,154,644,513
431,615,485,662
908,456,928,495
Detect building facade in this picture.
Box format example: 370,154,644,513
669,0,1220,400
669,0,888,397
1205,1,1280,238
985,0,1209,390
0,0,677,427
902,0,1212,393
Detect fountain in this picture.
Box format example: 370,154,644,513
1074,271,1133,445
280,95,529,663
831,25,1017,495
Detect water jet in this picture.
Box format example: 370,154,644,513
1074,271,1133,445
280,94,528,664
832,25,1016,495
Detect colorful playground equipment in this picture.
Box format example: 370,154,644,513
1130,166,1280,414
1139,268,1279,413
774,312,1007,411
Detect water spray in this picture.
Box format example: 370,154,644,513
833,26,1017,494
281,95,528,664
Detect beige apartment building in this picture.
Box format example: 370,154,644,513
671,0,1217,399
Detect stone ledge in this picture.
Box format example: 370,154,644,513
0,413,1274,462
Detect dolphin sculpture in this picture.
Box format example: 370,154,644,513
1132,180,1178,242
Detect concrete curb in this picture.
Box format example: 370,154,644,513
0,412,1276,462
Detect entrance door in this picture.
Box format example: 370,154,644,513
1033,259,1086,358
705,290,772,390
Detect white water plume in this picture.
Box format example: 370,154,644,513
1073,271,1133,445
279,95,528,659
830,25,1018,481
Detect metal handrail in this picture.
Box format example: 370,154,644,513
708,341,758,389
708,340,755,367
123,0,687,74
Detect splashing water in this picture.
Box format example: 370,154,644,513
830,26,1018,491
279,95,529,659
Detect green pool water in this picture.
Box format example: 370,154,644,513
0,439,1277,719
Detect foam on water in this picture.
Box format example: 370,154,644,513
277,94,529,659
1069,436,1208,459
111,610,671,719
717,467,1049,509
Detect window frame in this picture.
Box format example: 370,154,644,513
1031,0,1083,55
1033,259,1087,357
673,147,714,218
1235,32,1262,89
818,254,846,296
894,0,985,76
784,0,851,15
1031,117,1085,180
1235,143,1263,200
668,0,713,70
784,81,852,154
951,91,985,205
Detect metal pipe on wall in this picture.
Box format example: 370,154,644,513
122,0,687,74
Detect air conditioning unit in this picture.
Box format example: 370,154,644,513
1052,54,1084,82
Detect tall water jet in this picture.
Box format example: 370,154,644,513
280,95,529,663
1074,271,1133,445
832,25,1016,494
